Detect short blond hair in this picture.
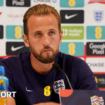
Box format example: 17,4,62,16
23,4,61,36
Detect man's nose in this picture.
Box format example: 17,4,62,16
42,34,50,47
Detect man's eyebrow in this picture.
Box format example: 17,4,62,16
32,29,57,35
49,29,56,31
32,31,41,35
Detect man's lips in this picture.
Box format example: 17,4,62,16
42,49,52,52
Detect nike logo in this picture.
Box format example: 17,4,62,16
11,46,24,51
26,87,33,92
65,14,78,20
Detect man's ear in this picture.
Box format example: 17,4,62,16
22,34,30,47
59,30,63,44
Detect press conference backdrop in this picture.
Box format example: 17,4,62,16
0,0,105,90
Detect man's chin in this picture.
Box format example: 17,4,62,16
39,58,54,64
41,52,53,57
40,56,55,63
32,50,59,63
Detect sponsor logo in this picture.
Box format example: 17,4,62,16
6,26,23,39
7,14,23,18
86,42,105,56
11,46,24,51
65,14,78,20
94,73,105,88
60,10,84,23
86,58,105,72
6,0,30,7
6,42,30,55
94,11,103,22
95,75,105,85
25,87,33,92
60,0,84,7
0,0,3,6
53,79,65,94
95,76,98,83
91,96,104,105
88,0,105,4
86,26,105,40
88,63,104,67
60,42,84,56
44,86,51,96
0,25,3,39
61,26,84,40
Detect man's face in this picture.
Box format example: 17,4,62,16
23,13,62,63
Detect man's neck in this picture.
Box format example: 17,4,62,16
30,53,54,74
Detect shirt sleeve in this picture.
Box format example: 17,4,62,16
0,60,16,98
76,60,99,90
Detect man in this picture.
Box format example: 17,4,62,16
0,4,98,105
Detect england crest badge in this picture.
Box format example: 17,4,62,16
53,79,65,94
94,11,103,22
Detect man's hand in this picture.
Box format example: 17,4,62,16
34,102,60,105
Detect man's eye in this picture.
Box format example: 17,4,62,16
50,32,55,35
36,33,40,36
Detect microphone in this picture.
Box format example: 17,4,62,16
53,63,72,89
